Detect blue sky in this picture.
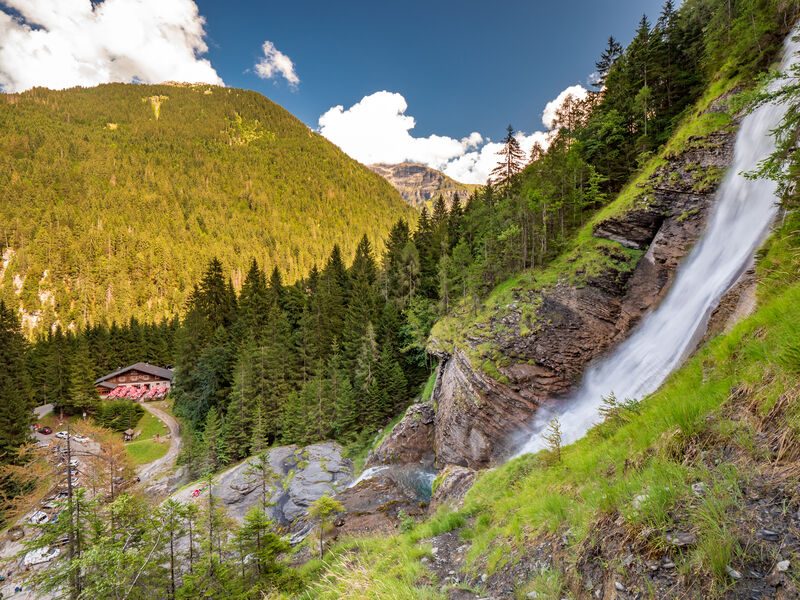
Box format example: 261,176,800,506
197,0,665,139
1,0,667,182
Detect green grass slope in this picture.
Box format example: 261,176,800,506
0,83,415,334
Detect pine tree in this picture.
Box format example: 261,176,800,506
447,192,463,247
328,346,357,439
543,417,563,464
267,266,284,309
354,323,380,427
223,354,252,462
252,302,296,441
308,495,344,559
529,141,546,163
202,407,227,473
237,258,269,342
398,241,421,306
490,125,526,187
196,258,238,330
377,345,407,419
381,219,411,302
342,238,379,369
594,36,623,89
250,404,269,454
64,338,98,415
280,390,306,444
413,207,437,298
0,301,32,464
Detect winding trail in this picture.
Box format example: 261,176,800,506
136,402,182,481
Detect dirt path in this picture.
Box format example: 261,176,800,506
136,402,182,482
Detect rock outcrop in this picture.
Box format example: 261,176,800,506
432,125,738,468
171,442,353,526
366,402,435,468
332,472,428,536
430,465,476,511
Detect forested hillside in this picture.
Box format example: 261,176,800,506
0,83,414,335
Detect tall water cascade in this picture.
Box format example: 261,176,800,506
516,30,799,456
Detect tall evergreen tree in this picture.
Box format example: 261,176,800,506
490,125,526,187
64,338,98,415
237,258,269,342
594,36,624,89
0,301,32,463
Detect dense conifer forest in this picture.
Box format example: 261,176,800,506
0,83,414,334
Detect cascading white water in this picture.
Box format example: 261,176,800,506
516,31,799,457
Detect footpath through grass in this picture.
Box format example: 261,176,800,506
124,404,171,466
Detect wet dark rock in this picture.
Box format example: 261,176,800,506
332,473,426,537
366,402,435,469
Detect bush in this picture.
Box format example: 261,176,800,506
95,400,144,432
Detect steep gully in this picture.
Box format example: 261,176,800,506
349,31,799,510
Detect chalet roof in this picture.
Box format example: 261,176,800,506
97,381,116,390
95,362,174,385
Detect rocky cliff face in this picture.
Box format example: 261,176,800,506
366,402,436,468
369,162,477,208
431,125,738,469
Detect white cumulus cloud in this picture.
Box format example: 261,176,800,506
254,40,299,88
319,84,588,185
319,91,481,169
542,84,589,129
0,0,222,93
442,130,551,185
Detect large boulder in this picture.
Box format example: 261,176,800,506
332,470,428,537
429,465,476,512
366,402,435,468
174,442,353,526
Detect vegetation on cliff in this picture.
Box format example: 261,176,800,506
430,0,793,378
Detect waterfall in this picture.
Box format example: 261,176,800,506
515,30,799,457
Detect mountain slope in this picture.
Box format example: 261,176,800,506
369,162,478,209
0,83,414,334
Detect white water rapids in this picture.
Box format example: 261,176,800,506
515,31,799,457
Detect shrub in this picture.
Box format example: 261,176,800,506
95,400,144,432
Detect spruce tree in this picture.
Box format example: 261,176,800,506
381,219,411,302
342,238,379,369
202,407,227,473
354,323,380,428
490,125,526,187
223,355,252,462
64,338,98,415
0,301,33,464
250,405,269,454
328,345,357,439
594,36,623,89
238,258,269,342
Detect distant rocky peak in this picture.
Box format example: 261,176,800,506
369,162,479,209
